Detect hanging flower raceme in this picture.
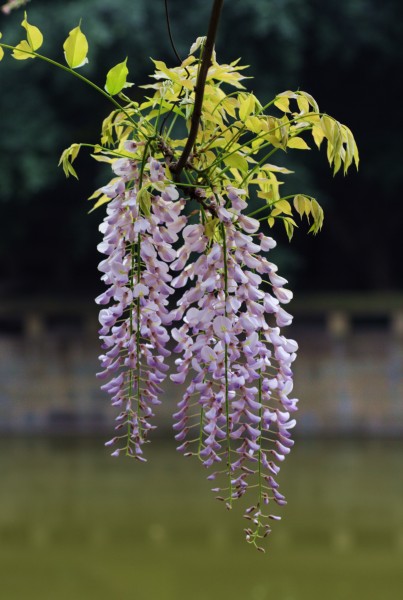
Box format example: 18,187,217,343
96,151,186,460
170,186,298,550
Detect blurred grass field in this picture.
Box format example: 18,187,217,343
0,438,402,600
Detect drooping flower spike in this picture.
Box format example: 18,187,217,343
97,152,187,460
171,186,298,549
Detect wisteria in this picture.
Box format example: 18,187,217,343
95,161,299,548
0,12,359,550
96,152,186,459
170,186,298,548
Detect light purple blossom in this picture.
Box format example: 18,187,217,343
95,156,300,549
170,185,298,546
96,156,186,460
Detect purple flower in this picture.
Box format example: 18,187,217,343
170,185,298,546
212,315,233,343
97,157,187,459
94,151,300,548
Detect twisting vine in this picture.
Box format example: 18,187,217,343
172,0,224,178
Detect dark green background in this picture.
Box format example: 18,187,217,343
0,0,402,295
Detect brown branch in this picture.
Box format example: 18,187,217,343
171,0,224,180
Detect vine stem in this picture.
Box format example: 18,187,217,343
132,140,152,441
221,222,233,507
172,0,224,180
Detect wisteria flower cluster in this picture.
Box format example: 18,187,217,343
170,186,298,546
0,11,358,550
96,150,187,459
95,157,299,547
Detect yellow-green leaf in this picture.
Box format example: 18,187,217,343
287,137,311,150
330,122,343,174
21,12,43,51
88,187,103,201
320,115,334,140
293,194,311,219
277,199,293,215
63,25,88,69
312,125,325,149
138,187,151,217
258,190,277,203
189,36,206,56
245,116,262,133
205,217,219,240
223,152,248,173
261,163,293,174
151,60,181,85
0,34,4,61
90,153,114,164
12,40,35,60
333,153,342,175
271,198,293,216
89,194,111,212
223,97,237,119
345,126,359,170
298,91,319,113
309,199,324,233
293,195,303,218
296,94,310,114
105,58,129,96
58,143,81,179
283,217,297,241
239,93,255,121
274,96,291,113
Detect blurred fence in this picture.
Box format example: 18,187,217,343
0,294,402,436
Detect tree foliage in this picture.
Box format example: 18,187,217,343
0,0,401,292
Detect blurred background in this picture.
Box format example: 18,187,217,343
0,1,402,599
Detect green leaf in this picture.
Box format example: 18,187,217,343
312,125,325,149
293,194,311,219
344,126,359,171
298,91,320,113
261,163,293,174
63,24,89,69
0,33,4,61
296,94,310,114
223,152,248,173
333,152,342,175
239,93,255,121
58,143,81,179
205,217,219,240
12,40,35,60
309,199,324,233
245,116,262,133
287,137,310,150
320,115,334,141
189,36,206,56
21,11,43,51
89,194,111,212
283,217,298,241
275,199,293,215
138,187,151,217
274,96,291,113
105,58,129,96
